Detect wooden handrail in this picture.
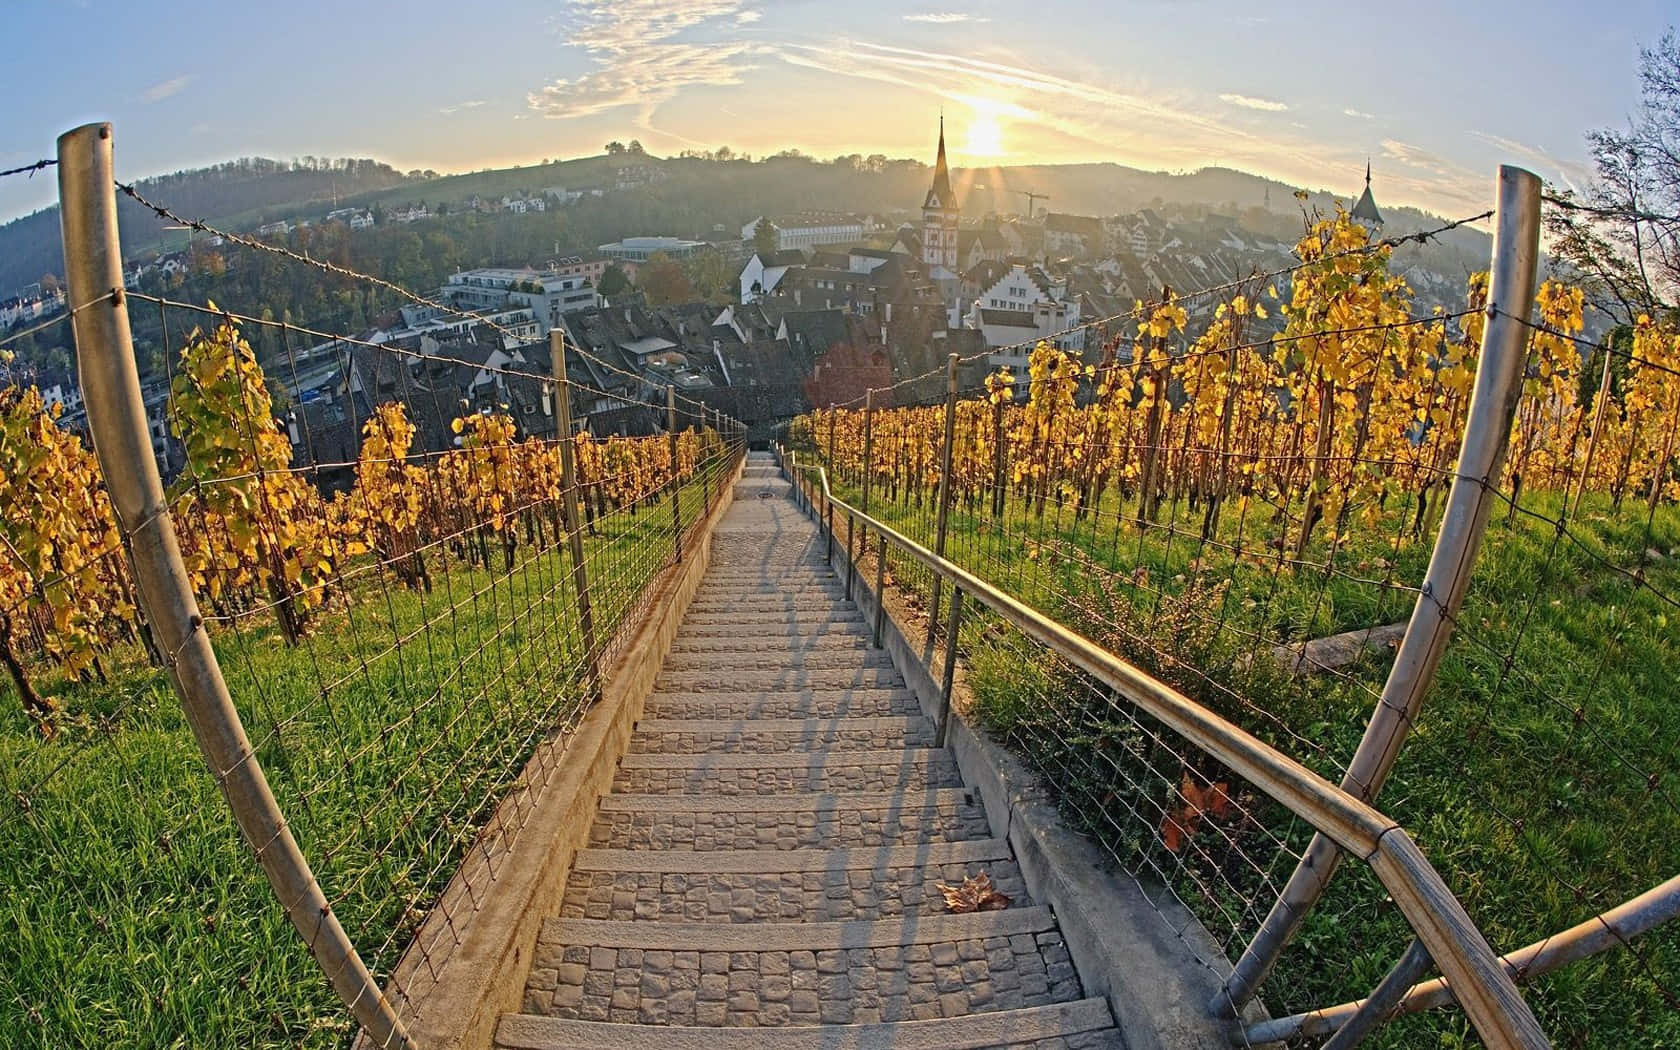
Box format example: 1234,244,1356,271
778,451,1549,1050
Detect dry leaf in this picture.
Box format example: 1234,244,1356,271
937,871,1012,913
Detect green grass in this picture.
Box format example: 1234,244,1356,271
0,463,729,1049
812,458,1680,1049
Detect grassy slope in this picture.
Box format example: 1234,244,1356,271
815,459,1679,1049
0,468,725,1049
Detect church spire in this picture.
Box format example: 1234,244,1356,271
1352,158,1384,228
925,115,954,210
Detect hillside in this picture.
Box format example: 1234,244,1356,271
0,151,1491,295
0,157,419,291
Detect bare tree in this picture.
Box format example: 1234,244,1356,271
1548,29,1680,324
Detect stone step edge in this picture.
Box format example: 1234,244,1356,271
620,749,945,770
572,838,1012,874
495,999,1113,1050
539,906,1054,951
596,788,973,814
648,688,917,702
634,716,927,735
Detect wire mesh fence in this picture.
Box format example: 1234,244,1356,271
0,285,743,1046
786,205,1680,1046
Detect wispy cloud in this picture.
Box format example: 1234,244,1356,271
903,12,989,23
142,75,193,104
1219,92,1288,113
439,99,488,115
1468,131,1593,193
523,0,1488,216
529,0,758,119
1381,138,1453,176
1343,108,1374,119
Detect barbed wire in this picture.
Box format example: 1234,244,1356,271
0,158,56,180
114,181,657,396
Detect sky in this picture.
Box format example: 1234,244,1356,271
0,0,1670,226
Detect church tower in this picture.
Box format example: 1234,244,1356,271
921,117,960,274
1351,160,1384,231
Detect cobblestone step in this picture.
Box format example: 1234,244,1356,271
629,716,933,755
656,666,905,692
497,1001,1119,1050
558,853,1031,924
645,689,922,721
574,839,1011,873
587,791,989,851
685,599,852,615
662,650,896,673
520,911,1085,1028
614,749,963,795
668,634,876,653
694,579,843,595
678,614,873,631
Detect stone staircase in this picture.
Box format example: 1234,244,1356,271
495,452,1123,1049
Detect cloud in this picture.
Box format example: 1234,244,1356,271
1343,108,1374,119
736,9,761,22
1381,138,1453,176
1219,92,1288,112
903,12,989,23
1468,131,1593,194
529,0,758,118
142,75,193,103
439,100,488,115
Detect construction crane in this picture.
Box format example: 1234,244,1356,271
1017,190,1049,220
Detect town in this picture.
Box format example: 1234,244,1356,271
2,124,1409,482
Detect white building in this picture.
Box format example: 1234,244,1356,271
378,306,542,350
964,262,1084,379
739,250,805,303
742,214,867,252
327,207,374,230
441,267,600,334
972,300,1086,382
598,236,709,263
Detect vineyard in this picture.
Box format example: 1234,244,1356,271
0,307,740,1046
789,212,1680,1048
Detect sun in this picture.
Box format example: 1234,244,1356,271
964,115,1004,158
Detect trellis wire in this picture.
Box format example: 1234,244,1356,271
5,132,746,1047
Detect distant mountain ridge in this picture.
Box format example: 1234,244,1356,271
0,151,1490,297
0,157,417,292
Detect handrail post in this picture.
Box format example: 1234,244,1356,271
825,405,837,563
1217,165,1543,1017
701,406,712,514
873,538,888,649
859,388,876,565
934,586,965,747
59,122,411,1049
551,332,601,699
845,507,856,601
926,353,959,652
667,385,682,562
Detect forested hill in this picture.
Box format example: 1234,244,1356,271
0,158,418,291
0,149,1490,295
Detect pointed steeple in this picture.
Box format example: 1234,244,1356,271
1351,158,1383,227
924,115,954,211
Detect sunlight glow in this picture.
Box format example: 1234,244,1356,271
964,115,1004,157
955,96,1021,159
